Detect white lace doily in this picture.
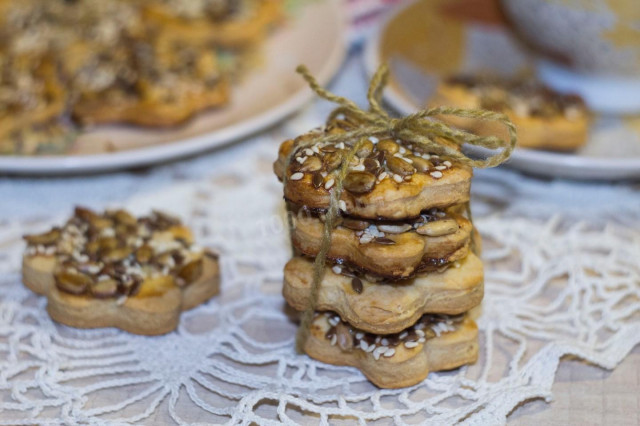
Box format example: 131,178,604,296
1,140,640,425
2,56,640,425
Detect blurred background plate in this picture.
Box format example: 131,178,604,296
0,0,346,176
364,0,640,180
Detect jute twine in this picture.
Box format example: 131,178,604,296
283,64,517,353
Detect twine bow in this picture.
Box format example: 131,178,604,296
287,64,517,354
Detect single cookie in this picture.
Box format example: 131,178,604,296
22,207,220,335
273,120,472,220
429,75,590,151
284,253,483,334
305,312,478,388
291,206,471,279
71,37,230,127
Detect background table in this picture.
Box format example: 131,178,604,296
1,52,640,425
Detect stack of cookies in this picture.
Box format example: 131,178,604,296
274,117,484,389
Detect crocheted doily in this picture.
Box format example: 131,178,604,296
1,144,639,425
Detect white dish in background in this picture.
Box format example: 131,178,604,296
363,0,640,181
0,0,346,176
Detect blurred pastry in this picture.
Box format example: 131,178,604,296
429,75,591,151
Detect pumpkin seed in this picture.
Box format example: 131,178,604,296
343,171,376,194
377,139,399,154
55,270,92,295
386,157,415,176
178,258,203,285
415,218,458,237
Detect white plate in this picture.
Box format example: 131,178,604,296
0,0,346,176
363,0,640,180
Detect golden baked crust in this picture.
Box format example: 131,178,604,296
429,76,590,151
284,254,483,334
21,207,220,335
141,0,284,48
305,313,478,388
291,207,471,278
22,252,219,335
273,122,473,220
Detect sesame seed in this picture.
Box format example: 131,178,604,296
328,316,340,326
324,178,335,189
356,332,364,340
399,146,406,154
332,265,342,274
401,157,413,164
404,341,419,348
330,335,337,346
404,175,411,181
365,344,376,353
383,348,396,357
336,142,345,149
422,154,431,160
368,136,379,143
380,338,389,346
360,340,369,351
443,160,452,167
312,145,320,154
351,164,365,171
339,200,347,212
430,171,443,179
378,171,388,181
393,174,403,183
296,156,306,164
359,234,374,244
416,329,425,337
290,172,304,181
418,337,426,343
304,148,313,156
399,331,408,339
373,346,387,360
435,165,447,171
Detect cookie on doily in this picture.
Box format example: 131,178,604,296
22,207,220,335
305,312,478,389
429,74,591,151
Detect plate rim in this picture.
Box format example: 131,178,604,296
362,1,640,180
0,0,347,176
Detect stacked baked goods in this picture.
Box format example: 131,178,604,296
429,74,591,151
0,0,283,155
273,66,516,388
22,207,220,335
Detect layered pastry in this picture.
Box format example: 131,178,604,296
22,207,220,335
274,115,483,388
429,75,591,151
0,0,283,154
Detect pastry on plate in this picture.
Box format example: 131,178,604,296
429,75,590,151
70,34,230,127
305,312,478,388
140,0,284,48
22,207,220,335
283,254,483,334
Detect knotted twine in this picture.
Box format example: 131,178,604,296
285,64,517,353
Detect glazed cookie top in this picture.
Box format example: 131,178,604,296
23,207,208,299
274,118,472,220
445,74,587,120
